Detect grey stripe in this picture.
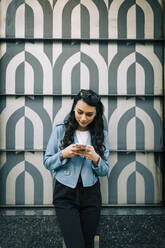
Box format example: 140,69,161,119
16,62,25,94
6,107,24,149
127,172,136,203
71,62,80,95
81,4,90,39
25,117,34,149
118,0,135,39
25,52,43,94
136,161,154,203
38,0,53,38
25,4,34,38
118,107,135,150
16,171,25,205
127,63,136,94
136,117,145,150
62,0,79,38
136,53,154,94
25,161,43,205
136,5,145,39
146,0,163,38
6,0,24,37
92,0,108,38
0,97,6,113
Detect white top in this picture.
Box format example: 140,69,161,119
76,130,89,145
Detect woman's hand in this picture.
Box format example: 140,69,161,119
61,144,83,159
76,145,100,166
62,144,100,166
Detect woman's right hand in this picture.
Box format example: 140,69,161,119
61,144,79,159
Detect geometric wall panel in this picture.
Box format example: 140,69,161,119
0,0,163,39
0,0,164,206
0,152,53,205
108,152,162,204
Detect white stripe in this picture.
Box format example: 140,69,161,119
118,161,136,204
6,51,25,94
25,106,43,149
127,5,136,39
62,52,80,95
81,43,108,94
15,4,25,38
136,107,154,150
25,43,52,94
136,44,162,94
53,0,69,38
108,98,135,150
136,62,145,95
136,171,145,203
80,62,89,90
0,0,12,37
136,0,154,39
81,0,99,38
43,97,53,123
26,0,43,38
117,53,136,95
6,161,25,205
15,116,25,150
71,4,80,38
24,61,34,94
126,117,136,150
108,0,125,38
25,171,34,204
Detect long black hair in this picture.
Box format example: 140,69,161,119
60,89,105,159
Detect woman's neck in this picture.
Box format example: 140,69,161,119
77,127,88,131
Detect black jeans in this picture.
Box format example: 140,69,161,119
53,177,101,248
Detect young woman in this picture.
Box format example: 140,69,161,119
44,89,109,248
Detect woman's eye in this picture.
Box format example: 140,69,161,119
78,111,83,115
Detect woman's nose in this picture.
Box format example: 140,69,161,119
81,114,87,121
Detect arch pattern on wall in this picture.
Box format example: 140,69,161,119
0,0,164,205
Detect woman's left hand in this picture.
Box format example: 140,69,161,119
77,145,100,166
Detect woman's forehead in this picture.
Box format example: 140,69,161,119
75,100,96,112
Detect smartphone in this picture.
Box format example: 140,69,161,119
75,144,86,151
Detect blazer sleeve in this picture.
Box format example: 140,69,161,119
44,125,68,171
92,130,110,177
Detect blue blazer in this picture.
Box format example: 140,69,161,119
44,122,110,188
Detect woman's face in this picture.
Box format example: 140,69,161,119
74,99,96,130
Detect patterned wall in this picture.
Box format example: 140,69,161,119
0,0,164,205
